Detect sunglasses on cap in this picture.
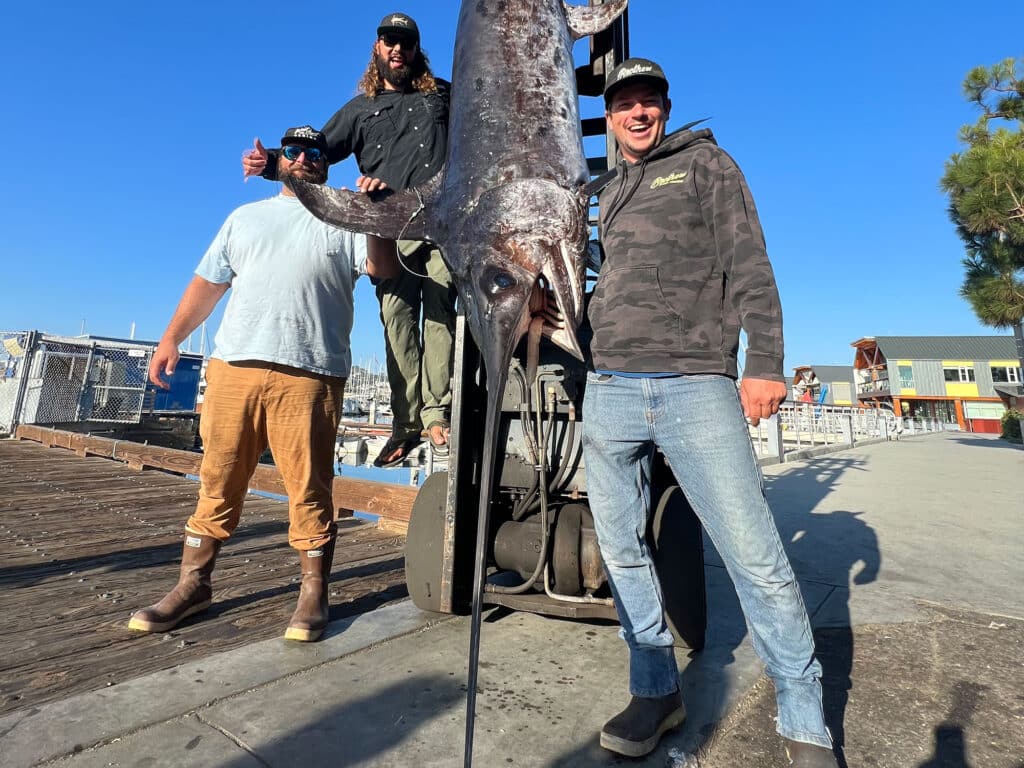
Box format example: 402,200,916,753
379,33,416,50
282,145,324,162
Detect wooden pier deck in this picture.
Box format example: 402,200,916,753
0,439,409,718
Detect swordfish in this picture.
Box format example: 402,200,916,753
288,0,627,762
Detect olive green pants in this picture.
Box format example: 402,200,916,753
376,240,456,440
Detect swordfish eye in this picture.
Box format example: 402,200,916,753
481,267,517,297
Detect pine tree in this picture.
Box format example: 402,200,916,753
940,57,1024,377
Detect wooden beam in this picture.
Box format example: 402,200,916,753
13,426,417,525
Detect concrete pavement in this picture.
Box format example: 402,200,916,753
2,431,1021,767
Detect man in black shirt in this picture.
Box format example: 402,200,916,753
244,12,455,467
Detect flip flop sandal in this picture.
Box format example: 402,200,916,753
426,420,451,457
373,436,420,468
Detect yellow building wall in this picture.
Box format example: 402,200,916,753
945,383,979,397
941,360,979,397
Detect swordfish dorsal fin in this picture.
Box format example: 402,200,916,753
286,171,444,244
563,0,628,40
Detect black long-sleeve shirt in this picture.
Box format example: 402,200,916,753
264,79,450,190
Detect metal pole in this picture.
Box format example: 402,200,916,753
766,413,783,461
9,331,39,433
75,342,97,422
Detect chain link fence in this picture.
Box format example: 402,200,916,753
0,331,30,435
1,331,154,436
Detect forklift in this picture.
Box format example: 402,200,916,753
403,4,708,652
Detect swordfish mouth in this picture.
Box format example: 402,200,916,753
450,179,588,379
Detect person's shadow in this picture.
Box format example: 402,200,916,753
673,456,880,767
917,681,986,768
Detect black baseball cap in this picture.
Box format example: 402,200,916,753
604,58,670,104
280,125,328,151
377,12,420,43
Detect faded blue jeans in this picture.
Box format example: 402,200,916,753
582,373,831,748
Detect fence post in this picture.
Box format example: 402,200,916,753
74,342,97,422
9,331,39,434
839,414,854,446
878,415,890,441
766,414,784,462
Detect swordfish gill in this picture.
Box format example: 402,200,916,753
287,0,628,763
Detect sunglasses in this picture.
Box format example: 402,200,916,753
282,145,324,162
379,33,417,50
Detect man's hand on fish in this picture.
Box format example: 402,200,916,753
355,176,390,194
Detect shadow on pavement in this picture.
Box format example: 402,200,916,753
917,680,985,768
545,455,880,766
185,673,464,768
687,456,879,764
664,605,1024,766
948,436,1021,450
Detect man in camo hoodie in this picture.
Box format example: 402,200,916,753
584,59,838,767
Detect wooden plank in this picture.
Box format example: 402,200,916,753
378,518,411,536
14,427,417,524
0,440,409,716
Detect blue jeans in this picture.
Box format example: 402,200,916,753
582,373,831,748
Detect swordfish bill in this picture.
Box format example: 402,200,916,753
288,0,627,763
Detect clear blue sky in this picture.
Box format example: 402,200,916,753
2,1,1021,374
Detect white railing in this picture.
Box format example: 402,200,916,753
748,403,950,464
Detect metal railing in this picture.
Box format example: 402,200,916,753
857,377,890,395
748,403,949,464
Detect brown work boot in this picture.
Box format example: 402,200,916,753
784,739,840,767
599,691,686,757
284,539,336,642
128,533,221,632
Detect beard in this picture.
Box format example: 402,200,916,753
279,161,327,186
376,53,415,90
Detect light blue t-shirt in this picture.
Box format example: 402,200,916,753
196,194,368,378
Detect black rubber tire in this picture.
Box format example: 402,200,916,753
649,484,708,651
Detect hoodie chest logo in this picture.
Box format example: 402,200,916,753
650,172,688,189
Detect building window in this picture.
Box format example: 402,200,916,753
898,365,914,389
943,367,975,383
991,365,1021,384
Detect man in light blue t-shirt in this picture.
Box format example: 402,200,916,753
129,126,397,643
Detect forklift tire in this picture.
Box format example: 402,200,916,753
649,485,707,651
404,470,450,614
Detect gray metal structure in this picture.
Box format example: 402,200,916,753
0,330,199,436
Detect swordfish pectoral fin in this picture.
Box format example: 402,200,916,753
563,0,628,40
287,171,443,243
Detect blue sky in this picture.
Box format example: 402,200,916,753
1,1,1021,374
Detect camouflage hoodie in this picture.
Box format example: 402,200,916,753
589,126,784,382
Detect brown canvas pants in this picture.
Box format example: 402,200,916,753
185,359,345,550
